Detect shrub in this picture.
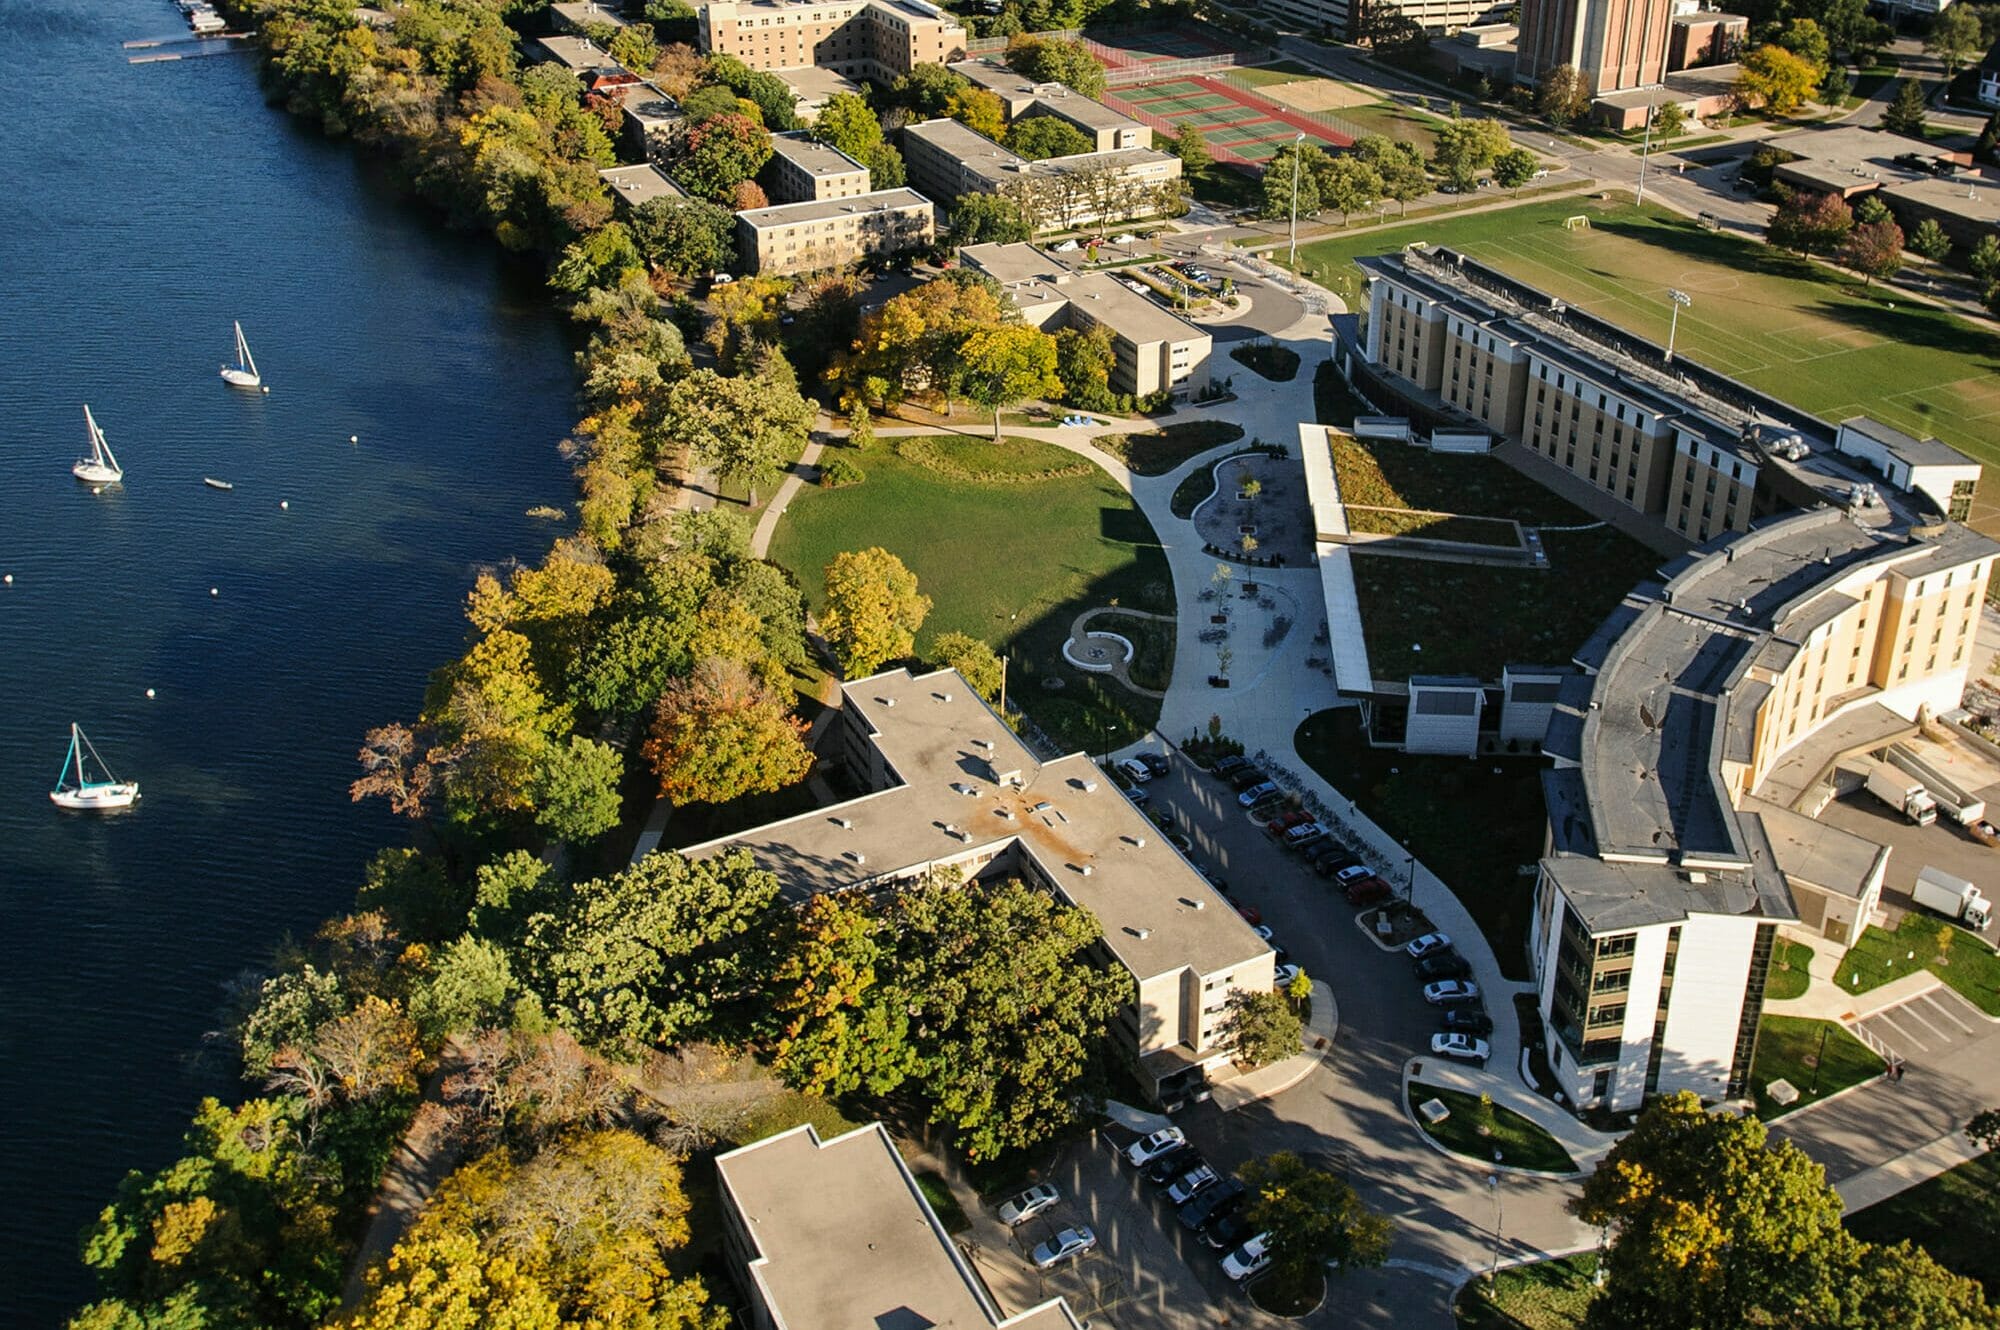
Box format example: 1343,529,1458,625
818,455,866,487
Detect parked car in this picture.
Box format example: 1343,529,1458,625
1430,1032,1491,1064
1228,767,1270,790
1283,822,1328,850
1117,758,1153,784
1123,1127,1187,1167
1204,1208,1253,1250
1145,1144,1202,1185
1177,1177,1246,1231
1334,864,1377,887
1237,781,1280,808
1236,902,1263,926
1246,794,1287,819
1166,1163,1221,1206
1138,751,1171,777
1442,1007,1494,1036
1125,785,1151,809
1423,979,1482,1007
1031,1226,1097,1270
1343,875,1393,905
1307,841,1352,868
1406,932,1453,960
1265,809,1313,837
1251,924,1275,945
998,1183,1061,1227
1212,755,1252,778
1273,963,1301,989
1221,1233,1275,1282
1414,951,1472,982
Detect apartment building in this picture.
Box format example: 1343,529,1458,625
599,162,688,211
734,188,934,274
1517,0,1675,91
1834,418,1981,524
943,60,1149,149
716,1122,1081,1330
1535,507,1997,1112
1259,0,1511,38
697,0,966,80
684,668,1275,1100
764,131,871,203
961,242,1214,399
903,118,1180,232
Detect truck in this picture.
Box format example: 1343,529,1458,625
1911,866,1992,931
1887,743,1987,826
1860,759,1939,826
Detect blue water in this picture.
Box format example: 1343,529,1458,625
0,2,576,1321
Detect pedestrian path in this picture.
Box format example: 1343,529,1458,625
1400,1054,1620,1176
1764,967,1941,1023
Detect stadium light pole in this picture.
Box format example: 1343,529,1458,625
1287,131,1307,271
1636,101,1656,207
1665,288,1692,362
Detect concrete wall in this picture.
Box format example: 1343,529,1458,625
1654,913,1758,1103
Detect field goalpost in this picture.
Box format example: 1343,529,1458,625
1563,215,1591,231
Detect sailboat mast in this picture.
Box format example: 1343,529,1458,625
235,322,258,378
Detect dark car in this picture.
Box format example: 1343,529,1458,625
1203,1208,1253,1250
1138,751,1171,778
1212,755,1252,778
1145,1145,1201,1185
1228,767,1270,791
1177,1177,1246,1232
1441,1007,1495,1036
1414,951,1472,981
1343,874,1393,906
1315,853,1362,880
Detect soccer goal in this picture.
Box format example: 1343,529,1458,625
1563,214,1591,231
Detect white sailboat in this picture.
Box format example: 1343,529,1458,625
220,320,261,389
72,405,124,485
50,723,140,812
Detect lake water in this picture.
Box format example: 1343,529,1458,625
0,2,577,1321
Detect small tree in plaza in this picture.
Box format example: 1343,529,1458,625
1223,990,1302,1067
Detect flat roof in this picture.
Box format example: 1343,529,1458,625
1033,145,1177,175
601,163,688,205
1671,9,1746,23
1024,87,1142,133
717,0,963,20
716,1123,1080,1330
771,63,863,102
950,57,1041,99
1540,852,1779,932
959,244,1208,346
1880,171,2000,227
552,0,628,26
1746,799,1889,897
770,131,870,179
686,668,1269,982
735,187,933,227
1839,416,1979,471
905,118,1025,182
535,33,608,69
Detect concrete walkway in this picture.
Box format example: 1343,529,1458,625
750,437,825,559
1764,967,1944,1025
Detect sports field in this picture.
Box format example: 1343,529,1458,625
1300,197,2000,524
1083,25,1248,70
1107,76,1351,163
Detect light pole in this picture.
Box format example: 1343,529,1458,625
1665,288,1692,362
1487,1173,1505,1283
1287,132,1307,271
1404,853,1416,904
1636,101,1656,207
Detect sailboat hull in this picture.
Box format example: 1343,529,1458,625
220,368,261,388
50,783,140,811
73,460,122,484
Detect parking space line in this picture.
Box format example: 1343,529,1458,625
1865,1012,1929,1052
1920,992,1978,1035
1892,1000,1953,1043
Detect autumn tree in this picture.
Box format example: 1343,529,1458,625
674,111,773,202
944,86,1008,141
1840,217,1903,285
769,893,919,1097
1769,188,1853,253
957,323,1062,439
821,546,931,676
928,631,1004,705
661,368,814,505
1009,114,1095,160
1432,113,1511,187
811,91,883,160
1537,64,1591,125
1737,45,1819,115
643,656,813,805
828,272,1011,411
1223,989,1303,1067
1319,154,1385,224
1239,1152,1392,1286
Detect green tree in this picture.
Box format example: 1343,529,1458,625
1009,114,1095,160
1652,99,1687,138
662,368,814,505
1432,114,1512,176
706,52,803,131
530,735,623,843
643,656,813,806
627,196,735,282
1908,217,1952,261
1537,64,1591,125
1971,234,2000,286
1054,324,1119,413
895,62,969,117
1852,192,1891,224
607,24,659,72
811,91,883,158
1775,17,1831,73
944,86,1008,141
1005,35,1107,99
1174,125,1213,172
673,112,773,203
950,192,1031,246
552,221,645,295
957,323,1061,439
723,557,809,675
1883,78,1930,137
239,965,349,1079
678,83,742,122
1737,44,1820,114
769,893,919,1097
862,140,906,187
928,631,1005,705
1223,989,1302,1066
1261,141,1328,220
822,547,931,677
1926,3,1982,77
1492,145,1539,189
1354,134,1430,214
1319,155,1385,224
407,937,514,1042
1239,1152,1392,1284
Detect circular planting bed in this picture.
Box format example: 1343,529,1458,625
1249,1265,1327,1318
1061,630,1133,673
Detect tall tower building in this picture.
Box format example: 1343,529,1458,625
1516,0,1674,92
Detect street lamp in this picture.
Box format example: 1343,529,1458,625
1287,131,1307,272
1636,100,1657,207
1664,288,1692,362
1404,853,1417,904
1487,1173,1505,1283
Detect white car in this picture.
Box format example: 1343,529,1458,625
1423,979,1482,1007
1273,963,1301,989
1031,1225,1097,1270
1165,1163,1220,1206
1220,1232,1274,1282
998,1182,1061,1227
1124,1127,1187,1167
1406,931,1452,960
1117,758,1153,784
1430,1032,1491,1064
1252,924,1274,943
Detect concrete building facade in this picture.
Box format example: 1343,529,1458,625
902,118,1181,232
765,131,872,202
734,188,935,275
697,0,966,80
1667,10,1745,70
1517,0,1675,92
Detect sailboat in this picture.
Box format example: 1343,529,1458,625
50,724,140,812
220,320,261,389
72,405,123,485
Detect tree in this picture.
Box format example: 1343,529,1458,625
1006,35,1107,99
1975,109,2000,165
827,273,1011,411
1775,16,1830,73
1318,155,1384,224
944,86,1008,141
1737,45,1820,114
1009,114,1096,160
1356,6,1429,57
661,368,813,505
809,90,882,159
607,24,658,72
674,112,772,203
729,179,769,211
1354,134,1430,213
950,192,1031,246
895,62,969,117
706,52,803,131
769,893,918,1098
356,846,468,945
1054,324,1119,412
1239,1152,1392,1286
957,323,1061,439
822,547,931,677
1174,125,1212,172
1769,189,1853,253
1261,141,1327,220
407,937,514,1043
1909,217,1952,262
1971,234,2000,286
862,140,906,187
1926,3,1982,77
530,735,623,843
1968,1108,2000,1150
1223,989,1302,1067
627,196,735,283
552,221,645,294
643,657,813,806
1652,99,1687,138
1883,78,1930,137
678,83,740,122
928,631,1004,705
1432,114,1511,177
1852,192,1891,224
1492,146,1539,189
1537,64,1591,125
1840,218,1903,285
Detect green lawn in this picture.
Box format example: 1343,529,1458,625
1846,1149,2000,1300
1295,197,2000,477
1767,937,1815,1002
1088,610,1175,690
1095,419,1245,475
914,1170,972,1234
1749,1015,1886,1120
1833,912,2000,1015
1298,710,1545,978
769,434,1174,754
1456,1253,1602,1330
1170,456,1230,518
1407,1084,1579,1173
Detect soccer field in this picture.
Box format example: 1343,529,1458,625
1299,199,2000,495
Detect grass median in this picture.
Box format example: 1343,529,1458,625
1749,1015,1885,1120
1407,1084,1579,1174
1834,913,2000,1016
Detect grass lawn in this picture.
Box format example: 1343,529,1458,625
1833,913,2000,1016
913,1170,972,1234
1749,1015,1886,1120
1846,1149,2000,1300
1170,455,1231,518
1298,709,1546,978
1456,1253,1602,1330
1089,610,1175,691
1294,197,2000,480
1096,419,1246,475
1407,1084,1579,1173
769,434,1174,755
1344,507,1523,546
1321,97,1448,153
1767,937,1815,1001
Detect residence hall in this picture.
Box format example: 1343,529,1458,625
696,0,966,82
961,242,1213,400
683,668,1276,1102
717,1122,1081,1330
734,188,935,275
1534,506,1997,1113
902,117,1182,232
949,58,1151,150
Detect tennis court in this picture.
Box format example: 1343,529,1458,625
1083,25,1250,71
1108,75,1353,163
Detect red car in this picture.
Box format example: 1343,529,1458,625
1343,875,1392,906
1236,903,1263,927
1264,809,1314,838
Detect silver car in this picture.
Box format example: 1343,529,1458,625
1031,1225,1097,1270
997,1182,1061,1227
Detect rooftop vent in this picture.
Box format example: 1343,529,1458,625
833,817,853,829
1184,897,1205,910
1134,926,1152,940
1082,779,1100,793
1079,864,1093,876
882,697,896,707
940,692,954,702
849,851,867,865
1132,835,1147,848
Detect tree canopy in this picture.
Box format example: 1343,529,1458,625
821,546,931,677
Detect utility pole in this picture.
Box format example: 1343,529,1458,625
1665,288,1692,361
1287,131,1307,271
1636,101,1656,207
1487,1173,1505,1282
